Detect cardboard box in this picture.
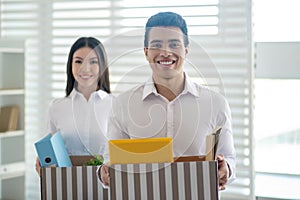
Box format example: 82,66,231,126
41,158,219,200
109,137,173,165
41,130,221,200
0,105,19,132
108,128,221,200
40,156,108,200
109,159,219,200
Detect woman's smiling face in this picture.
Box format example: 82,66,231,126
72,47,100,91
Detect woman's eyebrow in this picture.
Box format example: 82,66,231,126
89,56,98,59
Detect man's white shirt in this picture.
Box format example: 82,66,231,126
105,74,236,182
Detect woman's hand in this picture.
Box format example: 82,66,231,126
35,157,41,176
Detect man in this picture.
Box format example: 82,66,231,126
100,12,236,190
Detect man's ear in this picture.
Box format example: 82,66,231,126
144,47,149,60
185,45,189,55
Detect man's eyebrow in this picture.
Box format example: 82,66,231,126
168,39,181,43
150,40,162,44
150,39,181,44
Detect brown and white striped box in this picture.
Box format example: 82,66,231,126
40,156,109,200
109,161,219,200
41,166,109,200
40,159,218,200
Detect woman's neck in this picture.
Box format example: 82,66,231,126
77,85,98,101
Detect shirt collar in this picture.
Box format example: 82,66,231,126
142,78,157,100
182,74,200,98
70,88,109,100
95,89,109,99
142,72,200,100
69,88,77,99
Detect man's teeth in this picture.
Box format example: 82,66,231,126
159,61,173,65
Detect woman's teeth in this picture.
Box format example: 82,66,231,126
80,75,91,79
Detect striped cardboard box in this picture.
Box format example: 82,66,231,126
109,161,219,200
41,166,109,200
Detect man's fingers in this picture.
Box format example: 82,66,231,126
219,174,228,184
219,185,226,190
217,154,229,191
217,154,224,161
101,165,110,186
218,175,227,190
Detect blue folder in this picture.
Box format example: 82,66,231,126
35,131,72,167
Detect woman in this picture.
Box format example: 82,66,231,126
36,37,112,174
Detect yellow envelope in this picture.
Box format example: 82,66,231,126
109,137,173,164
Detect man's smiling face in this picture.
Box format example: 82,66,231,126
144,26,188,81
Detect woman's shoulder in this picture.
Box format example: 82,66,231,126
95,90,117,103
46,96,72,119
49,96,71,109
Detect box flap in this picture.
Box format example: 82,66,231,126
70,155,98,166
109,137,173,164
205,127,221,161
174,155,206,162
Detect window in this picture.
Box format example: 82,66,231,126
254,79,300,199
254,79,300,175
253,0,300,199
253,0,300,42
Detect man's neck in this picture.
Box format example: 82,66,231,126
154,73,185,102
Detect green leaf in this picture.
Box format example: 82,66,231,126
83,155,103,166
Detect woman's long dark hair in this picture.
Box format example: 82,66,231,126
65,37,111,96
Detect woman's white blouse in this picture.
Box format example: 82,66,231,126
47,89,112,155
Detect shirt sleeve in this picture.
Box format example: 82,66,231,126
216,97,236,184
103,96,130,164
46,99,58,134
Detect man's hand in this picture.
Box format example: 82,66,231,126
100,164,110,186
217,154,229,190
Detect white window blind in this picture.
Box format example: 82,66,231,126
1,1,41,199
0,0,254,199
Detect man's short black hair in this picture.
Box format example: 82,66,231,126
144,12,189,48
